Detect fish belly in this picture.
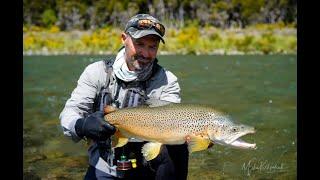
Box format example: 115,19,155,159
118,126,187,145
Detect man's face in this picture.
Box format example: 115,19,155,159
122,33,160,71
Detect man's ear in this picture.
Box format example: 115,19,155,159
121,33,127,44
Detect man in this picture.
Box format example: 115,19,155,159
59,14,189,180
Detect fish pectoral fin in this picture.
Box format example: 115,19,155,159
187,135,212,153
141,142,163,161
114,137,129,148
112,130,128,148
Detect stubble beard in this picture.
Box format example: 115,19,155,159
129,55,154,72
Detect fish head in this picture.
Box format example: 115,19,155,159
208,121,256,149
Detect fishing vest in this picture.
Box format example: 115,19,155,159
89,56,161,177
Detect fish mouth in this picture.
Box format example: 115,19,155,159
229,138,256,149
227,129,256,149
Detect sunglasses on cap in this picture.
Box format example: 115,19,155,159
130,19,165,37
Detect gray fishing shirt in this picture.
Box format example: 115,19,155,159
59,58,181,142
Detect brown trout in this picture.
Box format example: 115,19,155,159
104,103,256,161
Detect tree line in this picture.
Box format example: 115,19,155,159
23,0,297,30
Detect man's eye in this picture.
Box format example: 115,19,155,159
135,42,144,46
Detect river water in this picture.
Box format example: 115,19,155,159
23,54,296,179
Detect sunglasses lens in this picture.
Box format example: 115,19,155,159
137,19,165,36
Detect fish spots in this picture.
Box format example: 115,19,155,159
105,104,254,147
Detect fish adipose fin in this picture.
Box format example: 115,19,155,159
141,142,163,161
187,135,212,153
112,130,128,148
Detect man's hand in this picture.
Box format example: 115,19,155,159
75,111,116,141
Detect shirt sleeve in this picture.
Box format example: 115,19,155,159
159,70,181,103
59,61,105,142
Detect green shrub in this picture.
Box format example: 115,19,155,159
176,27,200,54
234,36,254,53
41,9,57,28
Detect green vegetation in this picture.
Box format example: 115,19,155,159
23,0,296,30
23,0,296,55
23,23,296,55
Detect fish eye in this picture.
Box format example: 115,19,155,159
232,128,237,132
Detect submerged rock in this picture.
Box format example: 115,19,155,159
63,156,87,168
26,154,47,163
23,170,41,180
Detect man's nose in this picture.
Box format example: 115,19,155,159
140,49,151,59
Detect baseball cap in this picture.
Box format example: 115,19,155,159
125,14,165,44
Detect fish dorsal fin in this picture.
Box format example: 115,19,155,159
104,105,117,114
187,135,212,153
145,99,172,107
112,130,129,148
141,142,163,161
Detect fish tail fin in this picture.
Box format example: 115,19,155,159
141,142,163,161
112,130,128,148
187,135,212,153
